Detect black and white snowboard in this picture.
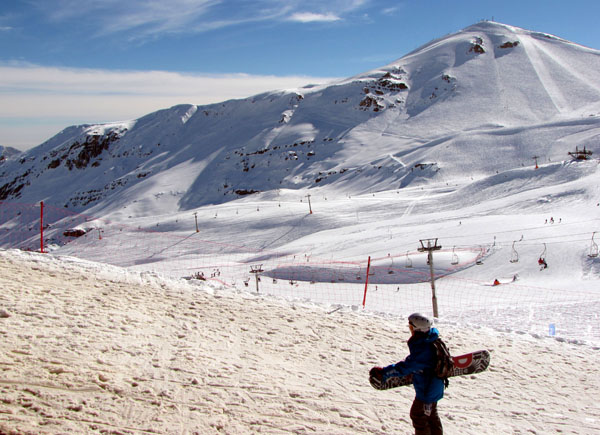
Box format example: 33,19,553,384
369,349,490,390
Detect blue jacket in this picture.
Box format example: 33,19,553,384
382,328,445,403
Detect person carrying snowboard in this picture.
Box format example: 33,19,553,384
372,313,445,434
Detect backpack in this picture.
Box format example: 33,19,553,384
431,338,454,388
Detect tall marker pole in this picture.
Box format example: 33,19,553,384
40,201,44,253
362,256,371,308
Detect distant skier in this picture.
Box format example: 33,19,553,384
538,257,548,269
371,313,445,434
493,278,500,286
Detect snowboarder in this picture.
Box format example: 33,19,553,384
538,257,548,269
493,279,500,286
374,313,445,434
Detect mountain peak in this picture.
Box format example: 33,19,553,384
2,21,600,217
461,20,520,33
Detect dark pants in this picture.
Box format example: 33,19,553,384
410,398,443,435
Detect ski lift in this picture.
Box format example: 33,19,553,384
538,243,548,269
589,232,599,258
405,251,413,268
510,241,519,263
476,247,484,265
388,255,395,274
451,246,459,265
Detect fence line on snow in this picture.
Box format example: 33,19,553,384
1,201,599,343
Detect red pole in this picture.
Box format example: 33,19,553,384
40,201,44,253
362,256,371,308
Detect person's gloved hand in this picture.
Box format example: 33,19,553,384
369,366,384,389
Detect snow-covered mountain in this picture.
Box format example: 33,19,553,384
1,21,600,218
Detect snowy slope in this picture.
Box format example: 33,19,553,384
0,145,21,162
1,249,599,434
1,21,600,216
1,21,600,433
0,21,599,342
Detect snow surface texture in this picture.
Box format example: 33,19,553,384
3,22,600,212
1,249,599,434
1,21,600,432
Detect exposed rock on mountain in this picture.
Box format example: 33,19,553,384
1,21,600,216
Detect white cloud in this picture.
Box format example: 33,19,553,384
288,12,341,23
0,64,337,150
0,64,335,99
29,0,371,40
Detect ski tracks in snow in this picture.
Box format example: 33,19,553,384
1,250,599,434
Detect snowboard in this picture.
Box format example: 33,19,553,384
369,349,490,390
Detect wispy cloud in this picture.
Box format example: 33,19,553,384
33,0,222,38
29,0,372,40
288,12,341,23
0,63,337,150
382,7,399,15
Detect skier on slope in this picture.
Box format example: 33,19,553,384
371,313,445,434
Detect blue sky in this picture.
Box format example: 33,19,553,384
2,0,600,151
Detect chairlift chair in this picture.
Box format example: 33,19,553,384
475,246,485,265
510,241,519,263
405,251,413,268
451,246,459,265
590,232,599,258
538,243,548,269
